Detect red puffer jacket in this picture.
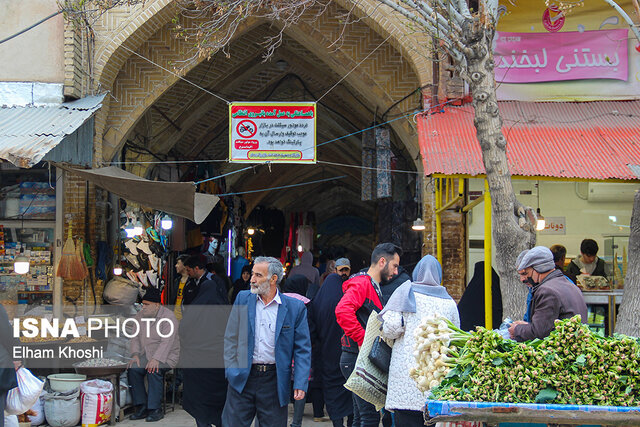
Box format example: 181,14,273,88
335,273,382,352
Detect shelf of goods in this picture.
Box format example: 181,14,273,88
0,223,54,307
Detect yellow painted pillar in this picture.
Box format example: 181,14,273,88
435,178,443,266
484,179,493,329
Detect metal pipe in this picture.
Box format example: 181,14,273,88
436,178,443,265
462,194,485,212
484,180,493,329
435,194,463,214
53,168,64,319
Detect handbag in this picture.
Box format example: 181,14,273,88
368,335,392,373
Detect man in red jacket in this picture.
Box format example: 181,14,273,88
335,242,402,427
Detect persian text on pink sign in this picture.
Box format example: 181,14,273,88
494,29,628,83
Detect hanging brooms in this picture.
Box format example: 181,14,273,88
56,223,87,281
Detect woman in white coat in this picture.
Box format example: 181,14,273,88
380,255,460,426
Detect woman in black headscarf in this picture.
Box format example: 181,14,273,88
308,273,353,426
230,264,252,304
281,274,309,298
179,278,228,427
457,261,503,331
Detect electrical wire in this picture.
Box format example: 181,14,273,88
193,165,256,185
316,34,394,102
108,159,229,165
317,160,419,175
108,98,458,168
314,98,457,150
0,10,65,45
216,175,346,197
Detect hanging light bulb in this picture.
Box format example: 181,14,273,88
161,215,173,230
535,181,546,231
124,224,136,238
13,247,30,275
412,218,426,231
133,219,144,236
247,228,255,235
297,244,303,252
124,217,136,238
113,265,123,276
536,208,546,231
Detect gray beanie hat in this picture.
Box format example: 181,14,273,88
518,246,555,273
516,250,529,269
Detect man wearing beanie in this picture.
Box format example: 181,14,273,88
128,286,180,422
508,246,587,342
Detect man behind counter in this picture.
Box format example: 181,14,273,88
565,239,607,284
509,246,587,342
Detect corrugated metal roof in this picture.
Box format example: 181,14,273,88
629,164,640,179
0,94,105,168
418,100,640,181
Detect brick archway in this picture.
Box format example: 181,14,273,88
91,1,432,165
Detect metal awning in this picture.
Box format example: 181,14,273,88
0,94,105,168
418,100,640,181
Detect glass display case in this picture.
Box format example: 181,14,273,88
603,234,629,289
1,162,57,309
0,222,55,307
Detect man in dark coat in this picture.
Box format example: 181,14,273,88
183,255,228,307
509,246,588,342
309,273,354,427
380,265,411,305
179,255,229,427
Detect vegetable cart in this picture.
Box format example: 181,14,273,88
425,399,640,426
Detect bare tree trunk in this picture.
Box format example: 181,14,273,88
461,21,534,320
614,189,640,336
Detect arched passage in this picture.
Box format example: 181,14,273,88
93,1,429,266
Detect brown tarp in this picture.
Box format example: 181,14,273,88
57,165,219,224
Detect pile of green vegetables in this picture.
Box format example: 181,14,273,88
428,316,640,406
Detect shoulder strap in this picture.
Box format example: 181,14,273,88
367,274,384,307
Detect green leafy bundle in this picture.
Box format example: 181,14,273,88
428,316,640,406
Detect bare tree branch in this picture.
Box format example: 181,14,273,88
437,0,464,25
457,0,472,18
376,0,462,60
602,0,640,43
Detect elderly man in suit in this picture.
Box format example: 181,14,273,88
222,256,311,427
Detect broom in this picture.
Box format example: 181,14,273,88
77,237,90,279
56,224,86,280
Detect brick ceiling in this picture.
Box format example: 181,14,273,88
127,23,419,233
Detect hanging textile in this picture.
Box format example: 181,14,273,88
361,129,375,201
297,225,314,252
376,127,391,199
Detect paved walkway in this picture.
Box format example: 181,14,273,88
116,404,335,426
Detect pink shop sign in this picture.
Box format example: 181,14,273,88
494,29,628,83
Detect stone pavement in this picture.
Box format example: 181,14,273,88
116,404,336,426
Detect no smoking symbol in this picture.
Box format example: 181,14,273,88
237,120,257,138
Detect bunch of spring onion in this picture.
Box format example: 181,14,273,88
409,314,470,392
429,316,640,406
